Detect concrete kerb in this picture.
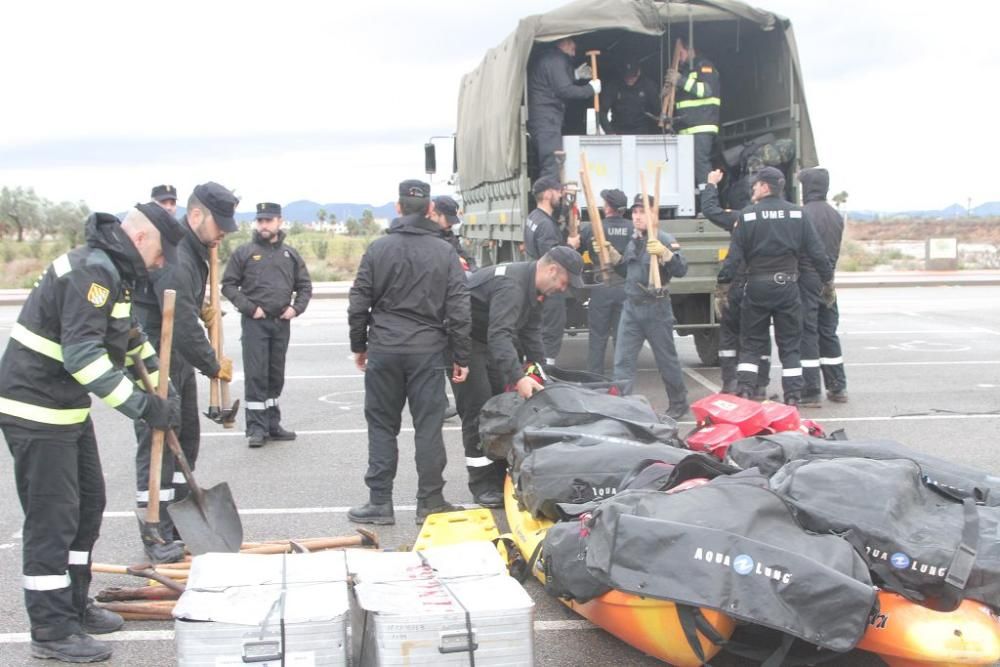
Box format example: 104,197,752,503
1,272,998,306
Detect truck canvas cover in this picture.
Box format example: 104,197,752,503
456,0,817,191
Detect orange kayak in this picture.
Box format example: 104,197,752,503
503,475,735,666
858,590,1000,667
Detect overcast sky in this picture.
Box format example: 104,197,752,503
1,0,996,213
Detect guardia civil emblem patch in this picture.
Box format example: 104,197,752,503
87,283,110,307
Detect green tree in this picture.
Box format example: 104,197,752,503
345,217,361,236
0,186,44,242
832,191,849,210
317,208,327,224
360,209,380,236
47,201,90,247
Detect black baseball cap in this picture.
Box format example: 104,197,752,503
150,184,178,202
135,202,184,264
753,166,786,192
399,179,430,199
545,246,585,289
192,182,239,232
432,195,461,226
255,202,282,220
631,193,648,209
600,188,628,210
531,176,562,197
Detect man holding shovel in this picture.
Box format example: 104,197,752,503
0,206,182,662
133,182,238,557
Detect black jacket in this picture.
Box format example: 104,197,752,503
348,214,470,365
675,56,721,132
701,184,750,284
527,47,595,128
138,220,220,377
467,261,545,387
723,195,833,283
799,168,844,266
524,208,563,259
222,231,312,318
0,213,159,428
600,75,660,134
581,215,633,282
389,217,476,272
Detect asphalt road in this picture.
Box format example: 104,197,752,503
0,285,998,666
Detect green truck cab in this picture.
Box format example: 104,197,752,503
431,0,817,365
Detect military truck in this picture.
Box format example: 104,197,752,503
427,0,818,365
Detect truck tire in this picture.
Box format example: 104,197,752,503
694,328,720,366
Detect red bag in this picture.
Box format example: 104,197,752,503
758,401,801,434
686,423,744,460
691,393,769,436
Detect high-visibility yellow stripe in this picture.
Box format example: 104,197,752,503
52,254,72,277
72,355,114,385
10,323,63,361
676,97,720,109
683,72,697,93
0,396,89,425
134,370,159,389
101,377,134,408
111,301,131,318
679,124,719,135
695,82,705,97
125,341,156,366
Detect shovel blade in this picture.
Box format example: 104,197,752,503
167,483,243,555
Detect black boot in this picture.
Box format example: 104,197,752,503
268,425,296,441
473,489,504,508
799,392,822,408
827,389,849,403
415,498,462,525
248,431,267,448
347,501,395,525
83,601,124,635
664,403,690,421
31,633,112,663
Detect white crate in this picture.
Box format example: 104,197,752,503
346,541,508,583
353,574,534,666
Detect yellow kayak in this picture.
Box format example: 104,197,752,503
503,475,734,666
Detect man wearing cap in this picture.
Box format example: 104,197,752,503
150,184,179,217
454,246,584,507
599,62,660,135
0,205,182,662
610,195,690,420
580,188,632,376
135,182,238,521
348,180,471,526
721,166,834,405
222,203,312,447
528,37,602,180
524,176,580,364
665,38,721,192
429,195,476,272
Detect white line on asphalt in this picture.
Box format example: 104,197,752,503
202,427,462,438
0,622,596,644
838,329,983,335
816,414,1000,423
103,505,422,518
288,342,350,347
683,368,720,393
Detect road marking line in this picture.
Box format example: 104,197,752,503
817,414,1000,423
288,342,350,347
683,368,720,392
202,427,462,438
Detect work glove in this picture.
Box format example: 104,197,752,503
665,69,681,86
591,239,622,265
200,302,219,327
141,394,175,431
589,79,602,95
646,238,674,263
714,282,731,320
574,63,593,80
216,357,233,383
820,281,837,308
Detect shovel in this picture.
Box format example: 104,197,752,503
204,245,239,426
131,354,244,555
136,289,175,548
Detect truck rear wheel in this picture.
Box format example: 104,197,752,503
694,329,720,366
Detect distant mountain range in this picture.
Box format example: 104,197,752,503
169,200,396,223
848,201,1000,221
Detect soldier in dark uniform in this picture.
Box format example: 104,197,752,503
599,62,660,135
799,167,848,402
722,167,834,405
150,184,178,217
524,176,580,363
703,169,772,396
133,182,237,546
347,180,471,526
0,207,182,663
455,247,584,507
667,38,720,192
611,195,690,420
430,195,476,272
222,202,313,447
580,188,632,376
527,37,601,180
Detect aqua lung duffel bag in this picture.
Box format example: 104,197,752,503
516,427,688,519
478,392,525,461
540,515,612,603
727,431,1000,506
584,474,878,655
770,457,1000,610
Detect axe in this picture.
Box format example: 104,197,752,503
204,245,239,426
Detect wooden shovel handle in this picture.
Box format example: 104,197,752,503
587,50,601,113
147,290,176,524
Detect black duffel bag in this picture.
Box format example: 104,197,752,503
479,392,525,461
770,457,1000,610
727,431,1000,506
585,474,877,654
516,427,687,519
540,516,612,603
